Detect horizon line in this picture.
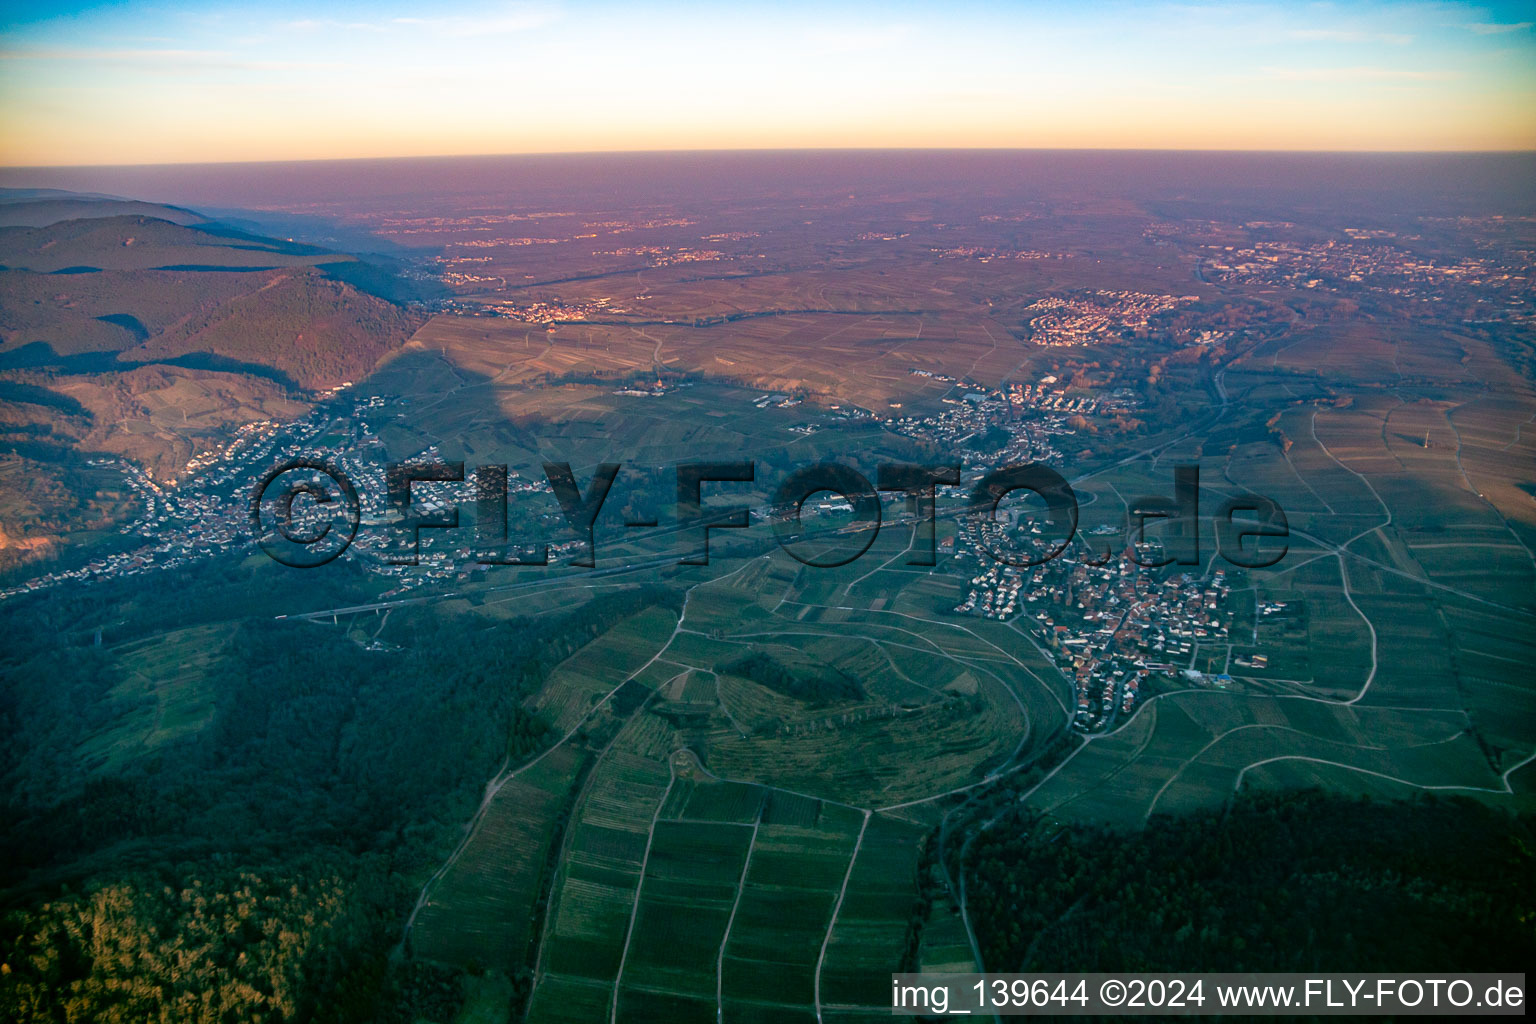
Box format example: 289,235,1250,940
5,144,1536,173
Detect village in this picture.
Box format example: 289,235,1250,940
881,368,1257,736
886,369,1112,465
930,245,1057,262
1020,289,1200,346
1200,236,1532,321
0,390,582,603
949,507,1244,734
474,295,624,324
591,244,729,266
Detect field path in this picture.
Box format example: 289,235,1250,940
1307,409,1391,705
1232,748,1536,796
814,809,871,1024
1445,402,1536,575
718,801,765,1022
610,758,680,1023
400,561,749,953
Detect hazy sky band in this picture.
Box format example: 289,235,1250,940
2,0,1534,165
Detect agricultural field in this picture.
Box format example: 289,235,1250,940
408,743,587,972
326,290,1536,1016
388,304,1535,1010
74,622,229,773
8,156,1535,1023
436,524,1084,1018
534,752,920,1022
1002,341,1536,829
528,606,680,732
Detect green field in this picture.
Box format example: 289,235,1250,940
410,743,586,971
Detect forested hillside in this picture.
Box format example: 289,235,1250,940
964,790,1536,973
0,559,680,1023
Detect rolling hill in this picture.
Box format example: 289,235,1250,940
0,195,429,565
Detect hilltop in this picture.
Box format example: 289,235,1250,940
0,195,428,565
0,188,207,228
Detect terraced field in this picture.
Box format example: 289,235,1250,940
409,743,587,970
532,746,931,1023
366,185,1536,1017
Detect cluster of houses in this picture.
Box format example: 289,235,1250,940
929,245,1056,262
1003,379,1099,414
0,402,345,600
948,506,1245,732
478,295,621,324
593,245,727,267
1021,290,1197,347
0,391,561,602
1201,236,1528,322
886,375,1072,465
614,378,691,398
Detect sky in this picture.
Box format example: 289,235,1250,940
1,1,1534,165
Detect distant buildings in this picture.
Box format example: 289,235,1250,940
1020,290,1199,347
950,508,1245,733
